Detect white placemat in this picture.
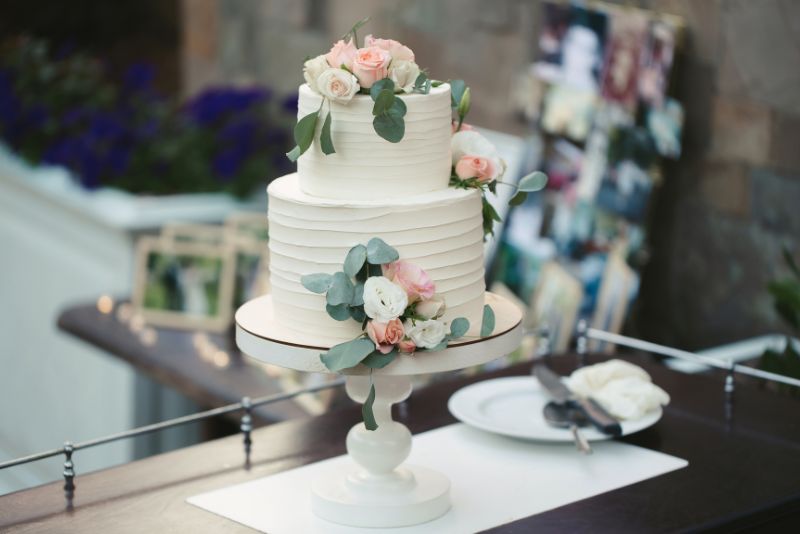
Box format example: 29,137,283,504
188,424,687,533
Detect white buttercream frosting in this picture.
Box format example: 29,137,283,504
296,83,453,200
267,174,486,343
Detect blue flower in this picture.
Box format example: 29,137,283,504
123,63,155,92
213,147,245,180
281,92,298,115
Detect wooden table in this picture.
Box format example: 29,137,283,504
2,353,799,532
57,301,309,424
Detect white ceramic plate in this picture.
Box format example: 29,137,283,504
448,376,662,442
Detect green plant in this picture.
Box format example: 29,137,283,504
759,247,800,395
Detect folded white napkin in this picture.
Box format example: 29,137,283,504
566,359,670,420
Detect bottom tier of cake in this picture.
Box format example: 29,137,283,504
267,173,486,344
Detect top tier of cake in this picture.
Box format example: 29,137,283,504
296,83,452,201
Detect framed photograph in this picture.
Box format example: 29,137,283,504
162,223,226,245
231,236,270,309
133,237,234,332
589,253,638,353
526,261,584,353
534,3,609,93
541,85,597,141
600,10,648,111
638,20,676,108
647,98,684,158
225,212,269,243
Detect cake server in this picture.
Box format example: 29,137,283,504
542,401,592,454
534,364,622,437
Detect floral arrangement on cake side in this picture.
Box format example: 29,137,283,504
289,18,549,238
301,237,496,430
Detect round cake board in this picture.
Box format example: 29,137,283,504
235,292,523,376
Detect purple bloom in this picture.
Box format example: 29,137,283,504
280,92,298,115
213,147,245,180
123,63,155,92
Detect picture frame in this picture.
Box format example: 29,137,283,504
230,234,270,309
526,261,584,353
132,236,235,332
589,253,638,353
225,212,269,243
162,223,227,245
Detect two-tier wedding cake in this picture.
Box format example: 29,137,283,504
268,83,487,347
260,24,543,388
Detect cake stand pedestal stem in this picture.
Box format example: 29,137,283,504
311,374,451,528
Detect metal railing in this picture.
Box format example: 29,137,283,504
3,324,798,507
0,378,345,506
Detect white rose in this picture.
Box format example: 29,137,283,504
404,319,448,349
316,68,360,103
363,276,408,322
389,60,421,93
303,55,330,93
451,130,506,177
416,297,446,320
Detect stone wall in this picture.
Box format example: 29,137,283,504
182,0,800,349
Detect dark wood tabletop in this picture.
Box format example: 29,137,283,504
2,352,799,533
56,301,309,423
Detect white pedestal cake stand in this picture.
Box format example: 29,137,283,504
235,292,523,528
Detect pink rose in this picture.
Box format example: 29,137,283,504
364,35,415,61
398,338,416,354
455,155,497,182
383,260,435,302
351,46,391,89
325,39,357,70
367,318,405,354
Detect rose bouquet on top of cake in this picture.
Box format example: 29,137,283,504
288,18,549,239
301,237,496,430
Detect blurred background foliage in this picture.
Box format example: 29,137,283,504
0,37,296,197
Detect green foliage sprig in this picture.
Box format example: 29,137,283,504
300,237,486,430
760,247,800,395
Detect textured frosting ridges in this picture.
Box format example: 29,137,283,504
296,83,453,200
267,174,486,344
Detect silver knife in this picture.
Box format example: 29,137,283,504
534,365,622,437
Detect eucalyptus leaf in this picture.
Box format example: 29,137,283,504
320,337,375,372
352,282,364,306
366,237,400,264
350,305,366,322
326,303,351,321
320,111,335,155
449,79,466,109
517,171,548,192
426,339,449,352
326,272,355,306
370,78,395,100
509,191,528,206
286,145,301,162
362,383,378,431
449,317,470,339
373,112,405,143
481,304,496,337
362,349,398,369
413,72,431,94
390,97,407,117
368,263,383,278
373,89,395,115
344,244,367,277
286,110,319,162
300,273,333,294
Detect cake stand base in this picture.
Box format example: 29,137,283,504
311,464,450,528
234,292,523,528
